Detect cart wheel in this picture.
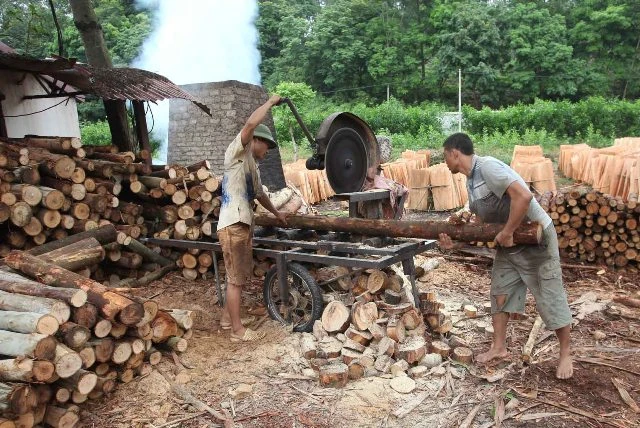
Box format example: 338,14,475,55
263,262,323,332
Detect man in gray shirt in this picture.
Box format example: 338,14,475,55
438,133,573,379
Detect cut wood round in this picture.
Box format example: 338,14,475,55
300,334,316,359
22,216,42,237
61,369,97,395
54,344,82,379
367,322,386,340
181,253,197,269
419,353,443,368
91,338,115,363
109,322,127,339
316,337,343,359
374,355,394,373
40,187,65,210
384,289,402,305
0,330,57,360
321,301,350,333
151,311,178,343
342,338,366,353
55,387,70,403
452,347,473,364
377,301,413,315
377,336,396,357
111,341,133,364
319,362,349,388
344,326,372,345
366,269,387,294
146,348,162,366
12,184,42,206
10,202,32,227
401,309,422,330
0,270,86,308
386,316,406,343
394,336,427,364
430,340,451,358
348,361,365,380
0,382,37,415
78,346,95,369
164,336,187,353
44,405,79,428
389,376,416,394
341,348,363,365
351,302,378,330
0,311,59,336
58,322,91,350
463,305,477,318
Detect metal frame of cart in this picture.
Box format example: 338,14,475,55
141,235,436,331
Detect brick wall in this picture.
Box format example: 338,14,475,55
168,80,286,191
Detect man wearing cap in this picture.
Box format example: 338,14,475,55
438,132,573,379
218,94,288,342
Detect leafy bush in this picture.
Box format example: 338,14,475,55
80,120,112,146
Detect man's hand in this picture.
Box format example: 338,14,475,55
494,230,515,247
438,233,456,250
274,210,288,226
269,94,283,107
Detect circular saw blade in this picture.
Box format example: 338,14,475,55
325,127,368,194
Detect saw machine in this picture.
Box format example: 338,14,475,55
280,98,380,194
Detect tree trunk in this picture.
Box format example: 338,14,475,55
39,237,105,271
27,224,117,256
0,311,59,335
0,269,86,308
256,215,543,244
0,330,57,360
3,251,143,325
0,289,70,324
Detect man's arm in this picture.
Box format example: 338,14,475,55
494,181,532,247
256,194,287,225
240,95,282,147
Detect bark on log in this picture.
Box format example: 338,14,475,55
0,269,87,308
0,289,70,324
395,336,427,364
58,322,91,350
124,238,173,266
0,331,57,360
39,237,105,271
3,251,143,325
256,214,543,244
319,363,349,388
27,224,117,256
0,311,59,335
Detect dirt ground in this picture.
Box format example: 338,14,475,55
78,204,640,428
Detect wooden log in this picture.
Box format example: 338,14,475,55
0,288,70,324
319,363,349,388
44,405,79,428
93,318,112,338
256,215,543,244
55,387,70,404
387,315,406,343
351,302,378,330
53,344,82,379
452,347,473,364
0,330,57,360
321,301,350,333
27,224,117,256
167,309,194,330
13,165,40,185
151,311,178,343
9,202,32,227
78,346,95,369
60,369,97,395
430,340,451,358
0,382,37,415
71,303,98,329
111,341,133,364
39,237,105,272
394,336,427,364
384,289,402,305
90,338,115,363
124,238,173,266
0,311,59,336
366,269,387,294
57,322,91,350
344,326,373,345
3,251,143,326
0,358,55,383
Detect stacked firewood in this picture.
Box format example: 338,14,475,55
538,189,640,269
0,229,193,427
0,136,223,282
301,265,464,389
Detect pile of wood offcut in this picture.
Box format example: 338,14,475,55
538,188,640,270
0,229,193,427
510,145,557,194
299,262,470,390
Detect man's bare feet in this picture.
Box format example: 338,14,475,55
476,347,508,364
556,354,573,379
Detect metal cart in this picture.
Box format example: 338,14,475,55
141,232,436,332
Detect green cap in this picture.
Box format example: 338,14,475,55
253,124,277,149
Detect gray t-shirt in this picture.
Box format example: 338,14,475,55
467,155,551,228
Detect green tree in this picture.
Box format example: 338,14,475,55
272,81,316,158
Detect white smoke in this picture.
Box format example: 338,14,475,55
133,0,261,163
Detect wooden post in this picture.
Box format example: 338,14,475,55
133,101,152,167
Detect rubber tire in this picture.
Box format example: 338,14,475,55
263,262,324,333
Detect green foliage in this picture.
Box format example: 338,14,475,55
80,120,112,146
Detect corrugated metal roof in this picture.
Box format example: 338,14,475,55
0,48,210,116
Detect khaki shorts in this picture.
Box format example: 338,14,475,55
490,224,572,330
217,222,253,287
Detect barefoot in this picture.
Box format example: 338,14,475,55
556,354,573,379
476,347,508,364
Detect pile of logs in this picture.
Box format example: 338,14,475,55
538,189,640,269
0,136,224,282
301,265,466,388
0,233,193,427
